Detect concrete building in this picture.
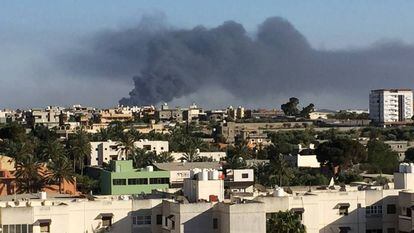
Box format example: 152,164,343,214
284,144,320,168
89,140,169,166
384,141,414,161
153,162,222,188
133,140,169,155
170,151,226,162
369,89,413,125
155,103,183,122
25,108,61,128
99,160,170,195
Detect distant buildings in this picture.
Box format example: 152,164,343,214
369,89,413,125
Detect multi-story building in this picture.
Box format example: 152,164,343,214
99,160,170,195
89,140,169,166
369,89,413,125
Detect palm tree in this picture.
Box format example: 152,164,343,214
47,156,75,194
155,152,174,163
267,211,306,233
14,155,47,193
270,154,293,187
69,128,91,175
180,137,208,162
40,139,65,162
117,132,135,160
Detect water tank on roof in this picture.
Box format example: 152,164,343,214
399,163,408,173
146,166,154,172
273,186,285,197
208,170,214,180
409,163,414,173
39,191,47,200
199,169,208,181
212,170,219,180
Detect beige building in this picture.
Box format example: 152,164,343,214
89,140,169,166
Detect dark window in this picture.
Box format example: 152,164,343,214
128,178,148,185
172,220,175,229
339,207,349,216
149,178,170,184
102,216,112,227
366,230,382,233
156,215,163,225
113,179,126,185
407,208,412,217
387,204,396,214
213,218,218,229
387,228,395,233
339,227,350,233
40,223,50,233
241,173,249,179
143,145,151,150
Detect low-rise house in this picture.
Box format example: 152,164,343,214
153,162,222,188
0,155,77,196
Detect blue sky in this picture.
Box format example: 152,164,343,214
1,0,414,108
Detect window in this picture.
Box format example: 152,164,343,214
113,179,126,185
6,225,23,233
39,223,50,233
143,145,151,150
291,208,305,221
339,206,349,216
241,173,249,179
366,205,383,215
128,178,148,185
156,215,162,225
387,204,396,214
102,216,112,227
133,216,151,225
387,228,395,233
366,230,382,233
213,218,218,229
339,227,351,233
149,178,169,184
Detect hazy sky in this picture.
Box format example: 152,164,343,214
1,0,414,109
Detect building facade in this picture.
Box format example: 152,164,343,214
369,89,413,124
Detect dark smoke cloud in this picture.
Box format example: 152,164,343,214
59,16,414,107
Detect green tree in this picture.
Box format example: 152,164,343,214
15,155,47,193
315,138,367,174
267,211,306,233
281,97,300,116
118,132,135,160
68,128,91,175
269,154,293,186
300,103,315,118
405,147,414,162
75,175,99,194
40,139,65,162
47,156,75,194
366,140,399,174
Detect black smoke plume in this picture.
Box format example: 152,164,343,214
60,16,414,107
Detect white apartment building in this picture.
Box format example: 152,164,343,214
133,140,169,155
369,89,413,124
89,140,169,166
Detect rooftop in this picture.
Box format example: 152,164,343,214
154,162,222,171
